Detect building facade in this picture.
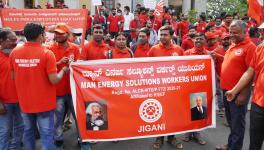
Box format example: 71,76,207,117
7,0,207,15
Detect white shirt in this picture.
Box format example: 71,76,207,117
197,106,203,114
123,12,134,31
149,29,158,45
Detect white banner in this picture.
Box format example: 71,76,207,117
92,0,102,6
143,0,157,9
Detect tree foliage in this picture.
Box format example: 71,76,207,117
207,0,248,17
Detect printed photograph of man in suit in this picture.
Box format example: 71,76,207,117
86,102,108,131
191,95,207,121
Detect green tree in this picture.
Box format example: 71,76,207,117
188,9,198,24
207,0,248,17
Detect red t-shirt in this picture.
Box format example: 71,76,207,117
208,21,215,27
130,19,142,39
250,45,264,107
111,47,133,58
196,21,207,33
250,37,261,46
178,20,190,37
108,15,120,33
133,44,151,57
220,38,256,90
150,18,162,31
205,43,219,51
104,40,115,48
213,46,226,77
139,14,148,25
48,42,80,96
10,42,57,113
213,26,227,34
184,47,209,55
93,15,105,24
87,15,92,30
148,43,184,57
0,51,18,103
80,40,109,60
223,23,230,33
163,13,172,20
181,37,194,51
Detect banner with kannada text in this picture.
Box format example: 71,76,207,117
70,56,216,141
0,8,87,45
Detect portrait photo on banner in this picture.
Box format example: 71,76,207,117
85,100,108,131
189,92,208,121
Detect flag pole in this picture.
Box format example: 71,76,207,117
260,0,264,24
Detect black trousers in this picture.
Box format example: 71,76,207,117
249,103,264,150
156,135,175,142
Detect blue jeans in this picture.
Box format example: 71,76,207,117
223,90,250,150
55,94,73,142
55,95,90,149
0,103,24,150
22,110,55,150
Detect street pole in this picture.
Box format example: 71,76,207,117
262,0,264,23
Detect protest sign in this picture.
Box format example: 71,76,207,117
70,56,216,141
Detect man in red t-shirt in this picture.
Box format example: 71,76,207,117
216,20,256,150
211,33,231,117
0,29,23,150
183,33,208,146
214,16,227,34
47,23,80,149
81,24,109,60
225,44,264,150
85,10,92,39
130,10,142,44
148,9,162,31
148,25,184,149
205,32,219,51
10,22,69,150
108,8,121,38
107,33,134,58
181,26,196,50
196,13,207,33
178,14,190,42
131,27,152,57
139,7,148,25
222,14,233,33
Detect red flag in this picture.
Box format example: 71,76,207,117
154,0,164,19
248,0,264,24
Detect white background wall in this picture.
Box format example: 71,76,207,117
9,0,24,8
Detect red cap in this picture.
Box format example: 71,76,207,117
220,33,230,40
214,30,222,37
205,32,218,39
54,23,70,34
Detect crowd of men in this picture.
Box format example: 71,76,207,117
1,2,264,150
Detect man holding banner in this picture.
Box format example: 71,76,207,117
47,23,80,150
10,22,69,150
148,25,184,149
183,33,208,145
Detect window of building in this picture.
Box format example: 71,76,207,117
24,0,33,8
191,0,195,10
103,0,115,9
